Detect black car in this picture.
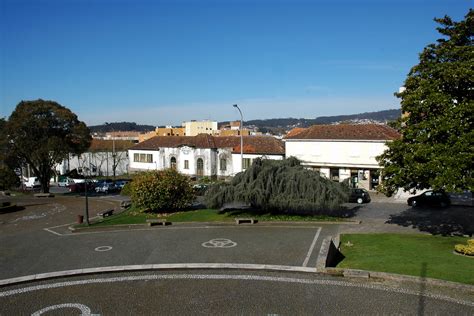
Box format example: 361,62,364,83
407,190,451,208
349,188,371,204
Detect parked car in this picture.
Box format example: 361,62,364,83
58,178,74,187
114,180,130,189
95,182,118,194
349,188,371,204
407,190,451,208
67,181,95,193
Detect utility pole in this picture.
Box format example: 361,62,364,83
233,104,244,172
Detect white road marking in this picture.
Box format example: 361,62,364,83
302,227,321,267
1,273,473,307
202,238,237,248
94,246,113,252
43,228,63,236
32,303,99,316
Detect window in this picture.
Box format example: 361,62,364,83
243,158,252,170
220,158,227,171
170,157,177,170
184,160,189,169
134,153,153,163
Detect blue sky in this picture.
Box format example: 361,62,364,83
0,0,471,126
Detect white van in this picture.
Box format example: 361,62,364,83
24,177,41,189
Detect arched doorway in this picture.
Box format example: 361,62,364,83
170,157,177,170
196,158,204,176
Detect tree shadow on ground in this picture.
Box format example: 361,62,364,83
219,205,362,219
0,205,26,214
386,205,474,236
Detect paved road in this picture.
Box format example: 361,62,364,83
1,271,473,315
1,194,473,315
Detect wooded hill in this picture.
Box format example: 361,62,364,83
89,109,401,134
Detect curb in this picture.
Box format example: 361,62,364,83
68,220,361,232
322,268,474,292
0,264,317,286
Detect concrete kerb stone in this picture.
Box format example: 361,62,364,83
67,220,361,233
0,264,318,287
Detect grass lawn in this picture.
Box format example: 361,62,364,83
79,207,345,227
338,234,474,285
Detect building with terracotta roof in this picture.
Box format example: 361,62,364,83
285,124,400,190
128,134,284,177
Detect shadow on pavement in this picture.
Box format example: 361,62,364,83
0,205,25,214
220,205,362,218
386,206,474,236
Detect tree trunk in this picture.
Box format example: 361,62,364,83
39,168,51,193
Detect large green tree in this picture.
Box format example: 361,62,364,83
378,10,473,195
5,100,91,193
205,158,349,215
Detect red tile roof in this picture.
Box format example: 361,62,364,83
286,127,307,138
284,124,400,140
131,134,285,155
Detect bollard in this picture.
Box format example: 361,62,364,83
77,215,84,224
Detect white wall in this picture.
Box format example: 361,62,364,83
285,140,387,169
129,148,284,177
231,153,284,175
56,151,129,177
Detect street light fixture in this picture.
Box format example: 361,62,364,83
233,104,243,173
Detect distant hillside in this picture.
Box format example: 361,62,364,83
241,109,401,133
89,122,155,133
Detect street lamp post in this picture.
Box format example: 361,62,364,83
233,104,243,172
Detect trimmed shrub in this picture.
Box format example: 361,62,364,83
130,169,195,212
204,157,349,215
120,182,132,196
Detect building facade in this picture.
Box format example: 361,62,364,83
128,134,285,178
55,139,135,177
285,124,399,190
183,120,218,136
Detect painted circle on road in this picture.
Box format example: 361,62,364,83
202,238,237,248
32,303,99,315
94,246,112,252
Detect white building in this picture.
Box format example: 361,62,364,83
55,139,135,177
128,134,285,177
285,124,400,190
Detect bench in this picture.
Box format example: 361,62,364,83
34,193,54,198
146,219,171,226
235,218,257,225
98,209,114,218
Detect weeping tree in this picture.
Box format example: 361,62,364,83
205,157,350,215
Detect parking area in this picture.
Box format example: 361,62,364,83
0,222,339,280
